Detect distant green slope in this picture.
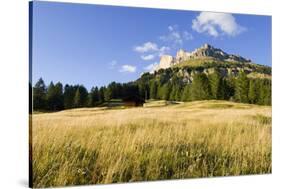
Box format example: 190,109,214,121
170,57,271,77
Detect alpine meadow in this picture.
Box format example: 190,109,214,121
30,2,272,188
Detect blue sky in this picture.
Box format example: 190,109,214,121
32,1,272,89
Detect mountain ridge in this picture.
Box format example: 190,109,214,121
156,43,253,71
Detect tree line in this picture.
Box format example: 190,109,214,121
32,69,271,111
141,70,271,105
32,79,141,111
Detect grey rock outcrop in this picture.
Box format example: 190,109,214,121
156,55,175,70
175,49,191,63
156,43,251,70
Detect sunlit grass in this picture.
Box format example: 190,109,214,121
32,100,271,187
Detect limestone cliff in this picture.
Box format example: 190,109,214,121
156,43,251,71
156,55,175,70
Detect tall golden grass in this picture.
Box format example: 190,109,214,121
31,100,271,187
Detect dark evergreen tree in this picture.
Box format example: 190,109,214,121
224,77,235,100
77,85,89,106
235,71,249,103
113,83,123,99
46,82,55,110
257,79,271,105
160,82,172,100
149,80,158,99
138,74,150,100
181,84,191,102
46,82,64,111
138,82,147,100
248,79,259,104
54,82,64,110
104,85,113,102
190,73,211,100
169,75,183,101
63,84,76,109
263,79,272,105
109,82,116,99
29,82,32,113
73,88,81,108
89,86,100,106
169,85,176,101
209,70,223,99
175,85,183,101
33,78,47,110
121,83,140,101
99,86,105,103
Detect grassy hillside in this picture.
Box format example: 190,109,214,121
32,100,271,187
173,57,227,68
171,57,272,76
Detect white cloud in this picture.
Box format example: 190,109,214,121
108,60,117,69
144,62,158,73
160,25,193,46
192,12,246,37
119,64,136,73
134,42,170,60
134,42,158,53
141,54,155,61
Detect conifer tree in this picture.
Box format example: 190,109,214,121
74,88,81,108
191,73,211,100
46,82,64,110
209,70,223,99
99,87,105,103
235,71,249,103
258,79,271,105
248,79,259,104
149,80,158,100
64,85,76,109
162,82,172,100
89,87,100,106
181,84,191,102
33,78,47,110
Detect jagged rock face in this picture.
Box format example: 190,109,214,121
190,44,227,59
157,55,175,70
227,54,251,63
156,43,251,70
175,49,190,63
190,44,250,63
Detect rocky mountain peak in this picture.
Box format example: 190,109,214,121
202,43,212,49
155,44,251,71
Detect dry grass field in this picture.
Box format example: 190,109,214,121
31,100,272,187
